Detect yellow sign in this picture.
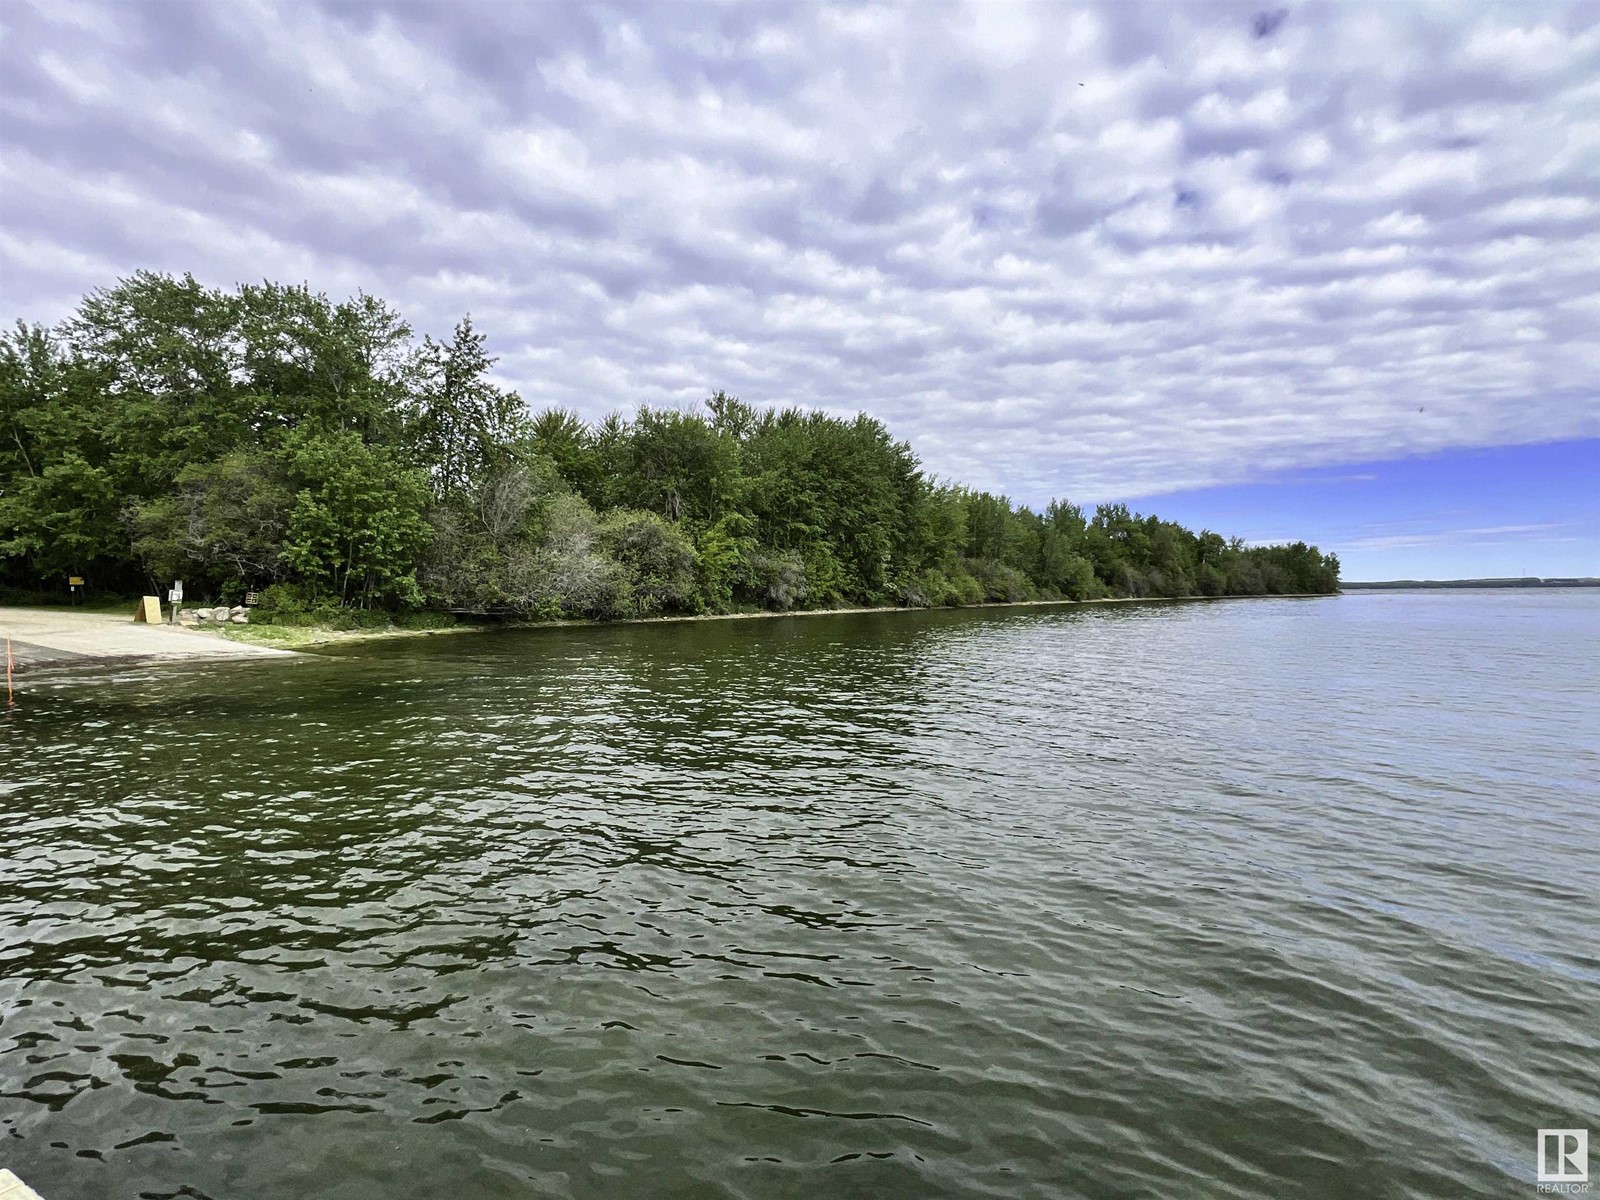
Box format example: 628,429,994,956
134,596,162,623
69,576,84,586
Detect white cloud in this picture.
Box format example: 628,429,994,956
1339,522,1570,552
0,0,1597,506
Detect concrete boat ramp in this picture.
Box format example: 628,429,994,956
0,1170,47,1200
0,607,295,672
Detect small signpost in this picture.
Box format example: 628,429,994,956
168,580,183,625
69,575,84,605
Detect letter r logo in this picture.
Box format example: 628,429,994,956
1538,1128,1589,1183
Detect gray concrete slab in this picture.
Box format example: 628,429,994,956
0,1168,47,1200
0,607,295,668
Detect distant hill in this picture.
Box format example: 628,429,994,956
1342,577,1600,590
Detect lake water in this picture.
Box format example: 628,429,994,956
3,592,1597,1199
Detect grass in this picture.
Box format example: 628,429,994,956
219,624,328,648
221,619,486,649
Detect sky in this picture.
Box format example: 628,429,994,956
1,0,1596,579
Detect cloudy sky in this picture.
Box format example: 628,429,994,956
2,0,1597,576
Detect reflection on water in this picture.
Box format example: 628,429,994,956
4,593,1598,1198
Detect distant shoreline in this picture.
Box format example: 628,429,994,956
1342,578,1599,590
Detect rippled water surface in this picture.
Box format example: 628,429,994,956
4,592,1597,1199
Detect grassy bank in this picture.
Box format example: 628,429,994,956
220,621,491,649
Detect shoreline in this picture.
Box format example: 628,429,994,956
2,592,1337,670
222,590,1337,651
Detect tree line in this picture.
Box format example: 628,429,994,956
1,273,1339,620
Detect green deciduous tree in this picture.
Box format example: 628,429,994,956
282,429,432,606
2,271,1341,613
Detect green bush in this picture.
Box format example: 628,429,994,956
897,571,934,607
251,582,396,629
905,567,976,607
391,609,457,630
251,582,322,625
750,550,808,611
599,509,699,616
966,558,1033,602
932,567,980,606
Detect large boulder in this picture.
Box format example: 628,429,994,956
230,613,249,624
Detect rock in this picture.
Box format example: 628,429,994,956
229,605,247,617
178,609,197,621
231,613,249,624
212,606,231,621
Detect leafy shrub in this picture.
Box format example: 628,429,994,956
946,568,985,606
391,609,457,630
1057,553,1099,600
530,494,631,619
694,513,756,613
897,572,933,607
251,582,324,625
903,567,972,607
750,550,808,611
966,558,1033,602
599,509,699,616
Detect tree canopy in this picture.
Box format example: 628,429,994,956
2,274,1340,617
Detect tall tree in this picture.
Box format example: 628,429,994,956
411,316,526,500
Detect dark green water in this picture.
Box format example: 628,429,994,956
3,592,1597,1199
